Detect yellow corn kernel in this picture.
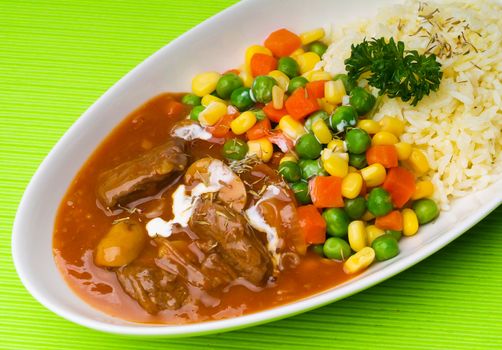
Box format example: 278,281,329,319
362,211,376,222
412,181,434,200
406,148,430,175
372,131,399,146
277,115,306,141
366,225,386,245
348,220,367,252
247,138,273,162
319,98,336,114
379,116,405,137
198,101,227,126
312,119,332,144
327,139,346,152
272,85,285,110
239,65,254,88
360,163,386,187
402,208,419,236
394,142,412,160
280,154,298,164
348,166,358,173
290,47,305,58
268,70,289,91
324,80,346,105
299,28,325,45
343,247,375,274
230,111,257,135
245,45,272,73
357,119,380,134
201,94,226,107
308,70,332,81
342,173,363,199
191,71,221,97
296,52,321,75
321,150,349,178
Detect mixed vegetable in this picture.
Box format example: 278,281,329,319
182,27,440,275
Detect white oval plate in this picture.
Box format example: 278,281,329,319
12,0,502,337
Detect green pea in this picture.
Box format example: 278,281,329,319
349,87,376,116
290,181,311,204
322,208,350,237
278,57,299,78
305,111,329,132
310,244,325,257
308,41,328,58
230,87,254,111
299,159,327,180
251,76,276,103
333,74,356,93
345,128,371,155
386,230,402,241
250,108,266,121
216,73,243,99
181,93,201,106
222,138,248,160
367,188,393,217
295,133,322,160
412,199,439,224
190,105,205,121
287,76,308,95
344,196,367,220
323,237,352,261
279,161,302,183
329,106,358,132
372,234,399,261
349,153,368,169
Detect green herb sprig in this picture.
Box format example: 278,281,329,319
345,37,442,106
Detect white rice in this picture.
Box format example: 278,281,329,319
319,0,502,210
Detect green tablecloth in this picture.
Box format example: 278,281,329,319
1,1,501,349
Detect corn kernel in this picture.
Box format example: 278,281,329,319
321,150,349,178
379,116,405,137
402,208,419,236
230,111,257,135
348,220,367,252
348,166,358,173
372,131,399,146
343,247,375,274
239,65,254,88
312,119,332,144
247,138,273,162
296,52,321,75
360,163,386,187
362,211,376,222
201,94,226,107
412,181,434,200
357,119,380,134
191,71,221,97
268,70,290,91
327,139,346,152
319,98,336,114
272,85,285,110
198,101,227,126
245,45,272,73
342,173,363,199
290,47,305,58
366,225,385,245
280,154,298,164
394,142,412,160
325,80,346,105
308,70,332,81
406,148,430,175
299,28,325,45
277,115,306,141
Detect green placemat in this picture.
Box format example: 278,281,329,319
1,1,501,349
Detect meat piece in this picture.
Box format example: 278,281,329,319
97,139,188,208
190,201,273,286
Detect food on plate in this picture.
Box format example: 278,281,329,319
53,0,501,324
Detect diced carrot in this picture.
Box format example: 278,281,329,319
165,100,186,116
250,53,278,77
264,28,302,57
360,178,367,197
206,113,235,138
382,167,416,208
309,176,344,208
297,205,326,244
263,102,288,122
366,145,399,168
375,210,403,231
267,130,294,152
224,68,240,75
246,118,271,140
285,87,320,120
306,80,327,99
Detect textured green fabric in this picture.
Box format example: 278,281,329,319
1,1,501,349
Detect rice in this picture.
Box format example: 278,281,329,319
319,0,502,210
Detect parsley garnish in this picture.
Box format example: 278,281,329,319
345,37,442,106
